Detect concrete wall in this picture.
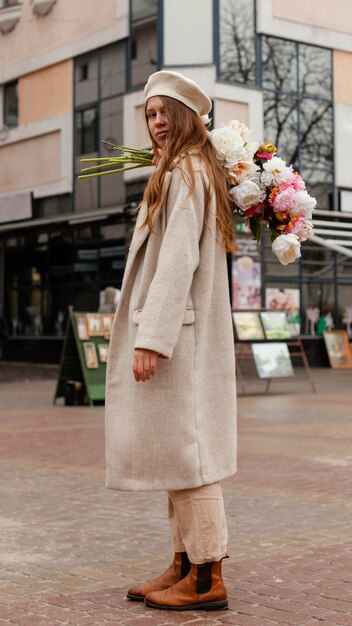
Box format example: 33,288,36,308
0,0,128,83
0,132,61,193
272,0,352,35
258,0,352,52
334,51,352,105
333,51,352,188
19,60,73,126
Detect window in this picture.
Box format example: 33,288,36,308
74,43,128,212
78,63,89,82
339,189,352,213
130,18,157,88
261,37,334,210
218,0,256,85
4,81,18,128
76,107,98,154
131,0,157,23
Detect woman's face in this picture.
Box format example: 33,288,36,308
146,96,171,147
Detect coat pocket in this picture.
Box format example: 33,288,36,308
132,307,195,325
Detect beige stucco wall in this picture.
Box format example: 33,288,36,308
0,132,61,193
215,99,249,128
334,51,352,105
0,0,127,81
18,60,73,126
272,0,352,35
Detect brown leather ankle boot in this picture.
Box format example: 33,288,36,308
126,552,191,601
144,559,228,611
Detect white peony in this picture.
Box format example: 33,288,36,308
261,156,295,187
227,120,259,159
210,126,246,165
272,234,301,265
227,160,260,185
229,179,265,211
288,190,317,219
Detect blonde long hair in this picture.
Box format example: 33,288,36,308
141,96,236,254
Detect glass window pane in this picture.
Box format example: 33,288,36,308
99,97,125,206
75,154,99,212
131,20,157,88
75,52,98,107
262,37,297,94
82,108,97,153
100,43,126,98
340,190,352,213
4,82,18,127
301,168,334,211
219,0,256,85
263,93,299,165
75,108,97,155
131,0,157,22
337,258,352,281
301,242,335,279
299,44,332,99
300,99,333,169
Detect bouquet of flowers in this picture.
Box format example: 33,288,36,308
210,121,316,265
79,122,316,265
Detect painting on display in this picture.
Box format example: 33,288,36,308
232,233,261,310
260,311,295,340
265,288,300,336
97,343,109,364
85,314,104,337
76,314,89,340
232,312,265,341
252,342,294,379
102,314,114,339
83,342,99,369
323,331,352,369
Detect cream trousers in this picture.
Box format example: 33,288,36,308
167,482,228,565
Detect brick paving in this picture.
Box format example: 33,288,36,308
0,367,351,625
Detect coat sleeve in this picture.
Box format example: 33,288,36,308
134,163,206,359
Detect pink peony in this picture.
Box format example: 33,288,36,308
284,215,314,242
272,185,297,213
291,174,305,191
256,151,273,160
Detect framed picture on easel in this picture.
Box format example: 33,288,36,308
323,331,352,369
252,342,294,379
260,311,295,340
232,311,265,341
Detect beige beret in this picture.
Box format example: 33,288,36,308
144,70,212,116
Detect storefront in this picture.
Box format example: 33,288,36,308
0,207,134,363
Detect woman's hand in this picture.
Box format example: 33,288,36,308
133,349,159,382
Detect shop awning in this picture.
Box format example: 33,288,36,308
0,204,127,234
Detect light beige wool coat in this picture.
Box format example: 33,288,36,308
105,155,237,491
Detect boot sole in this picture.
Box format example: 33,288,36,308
144,598,228,611
126,593,144,602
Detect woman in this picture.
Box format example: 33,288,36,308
105,70,237,611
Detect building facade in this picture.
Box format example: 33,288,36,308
0,0,352,362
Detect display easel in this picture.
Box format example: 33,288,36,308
53,312,107,407
235,338,317,395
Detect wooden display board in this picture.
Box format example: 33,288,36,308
53,311,114,407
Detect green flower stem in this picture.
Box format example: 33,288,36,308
78,163,152,180
80,158,152,172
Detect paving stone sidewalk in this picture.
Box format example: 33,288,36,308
0,367,351,625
